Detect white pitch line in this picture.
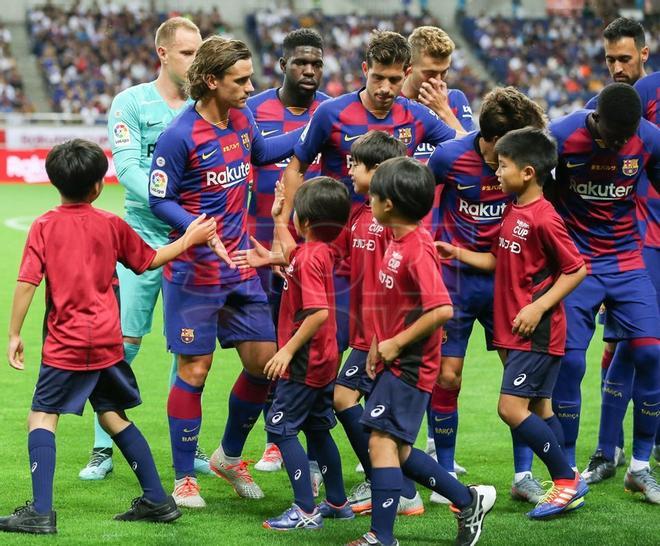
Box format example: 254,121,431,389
4,216,35,232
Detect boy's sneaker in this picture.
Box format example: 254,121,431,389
193,446,214,476
114,496,181,523
614,447,627,468
511,474,545,504
527,473,588,519
310,460,323,498
345,531,399,546
263,504,323,530
210,445,264,499
78,447,113,480
349,480,372,514
0,502,56,534
172,476,206,508
624,466,660,504
355,462,365,473
397,491,425,516
453,485,497,546
581,449,616,484
454,460,468,476
317,500,355,519
254,444,283,472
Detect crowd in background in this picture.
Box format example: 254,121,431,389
0,21,32,113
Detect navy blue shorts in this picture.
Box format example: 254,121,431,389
335,274,350,354
31,361,141,415
565,270,660,349
163,276,276,355
335,349,373,395
265,379,336,437
441,265,495,357
500,350,560,399
360,371,430,445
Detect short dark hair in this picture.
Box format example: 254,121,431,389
494,127,557,187
283,28,323,56
369,157,435,221
45,139,108,200
294,176,350,242
479,86,546,142
351,130,408,170
597,82,642,129
603,17,646,49
366,31,411,69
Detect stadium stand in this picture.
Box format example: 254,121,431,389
0,20,32,113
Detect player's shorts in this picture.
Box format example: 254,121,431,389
500,350,560,399
335,273,350,354
31,361,141,415
255,266,284,329
565,270,660,350
335,349,373,395
118,208,170,338
360,370,430,445
265,379,336,437
440,265,495,358
162,275,276,355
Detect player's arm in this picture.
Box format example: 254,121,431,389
418,80,466,132
249,108,305,166
8,281,37,370
149,214,217,269
109,92,149,205
435,241,497,271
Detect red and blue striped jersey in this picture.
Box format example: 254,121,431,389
550,110,660,273
428,132,512,269
294,89,457,204
148,104,300,286
634,72,660,249
247,88,330,247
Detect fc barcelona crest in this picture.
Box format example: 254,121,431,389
622,158,639,176
181,328,195,344
397,127,412,146
241,132,251,151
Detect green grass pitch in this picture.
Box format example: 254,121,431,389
0,183,657,545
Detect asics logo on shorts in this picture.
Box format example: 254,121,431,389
382,498,394,508
370,405,386,418
429,477,436,487
345,365,359,377
31,462,37,473
294,469,302,481
271,411,284,424
132,461,138,471
513,373,527,387
543,442,550,453
321,465,328,475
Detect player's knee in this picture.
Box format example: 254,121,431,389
629,338,660,370
178,362,210,387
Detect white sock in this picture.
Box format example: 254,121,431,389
514,471,532,483
629,457,650,472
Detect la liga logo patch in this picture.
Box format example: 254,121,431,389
113,122,131,146
150,169,168,197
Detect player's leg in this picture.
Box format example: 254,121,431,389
553,275,603,468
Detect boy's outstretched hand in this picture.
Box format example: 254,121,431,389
183,213,217,247
8,334,25,370
232,236,273,269
434,241,458,260
272,181,286,220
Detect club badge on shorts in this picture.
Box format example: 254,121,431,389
181,328,195,344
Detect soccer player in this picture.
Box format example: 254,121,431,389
80,17,210,481
437,127,589,519
347,157,495,546
332,131,425,516
234,177,352,530
1,139,217,533
427,87,547,504
550,83,660,504
148,37,303,508
278,30,457,358
246,28,329,473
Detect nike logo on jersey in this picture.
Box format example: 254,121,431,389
643,401,660,407
202,149,218,160
146,120,162,127
566,161,586,168
457,184,476,190
261,129,279,137
344,134,364,142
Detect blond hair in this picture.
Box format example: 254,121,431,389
186,36,252,100
155,16,200,48
408,26,455,62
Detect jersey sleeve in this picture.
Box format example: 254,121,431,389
248,108,303,166
584,95,598,110
427,142,453,185
17,221,45,286
645,122,660,192
540,210,585,274
409,242,453,311
417,103,457,146
299,249,331,310
108,91,149,205
293,102,332,165
148,127,196,233
113,217,157,274
450,90,476,132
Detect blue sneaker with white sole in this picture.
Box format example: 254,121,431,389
318,500,355,519
263,504,323,531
